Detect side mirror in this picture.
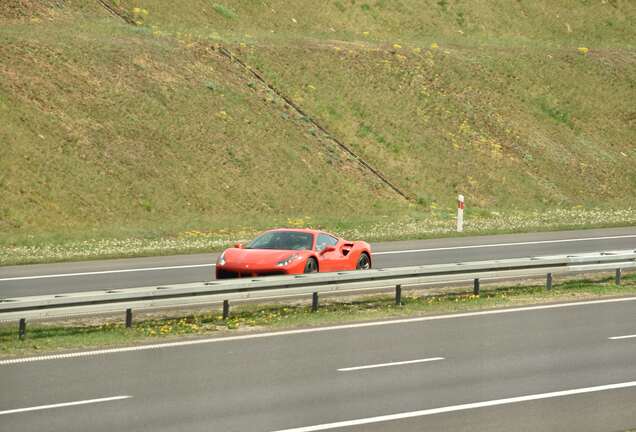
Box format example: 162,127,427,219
234,243,243,249
320,245,336,254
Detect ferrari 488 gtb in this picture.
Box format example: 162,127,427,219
215,228,371,278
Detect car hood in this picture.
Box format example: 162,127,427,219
222,248,309,266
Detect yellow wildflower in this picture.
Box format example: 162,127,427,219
577,47,589,55
430,42,439,50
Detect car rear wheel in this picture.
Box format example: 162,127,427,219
356,253,371,270
304,257,318,273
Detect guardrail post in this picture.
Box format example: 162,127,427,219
546,273,553,290
18,318,26,340
473,278,480,295
616,268,622,285
312,292,319,312
125,308,133,328
223,300,230,320
395,284,402,306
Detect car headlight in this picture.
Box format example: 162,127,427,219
217,252,226,266
276,254,302,267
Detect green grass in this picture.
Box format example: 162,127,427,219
0,1,634,263
211,3,237,20
1,273,635,358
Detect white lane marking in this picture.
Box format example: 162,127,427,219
0,264,214,282
338,357,444,372
2,296,635,366
270,381,636,432
0,395,132,416
373,234,636,255
609,334,636,340
3,233,634,282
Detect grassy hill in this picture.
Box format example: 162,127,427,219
1,0,635,263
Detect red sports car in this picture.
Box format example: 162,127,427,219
215,228,371,278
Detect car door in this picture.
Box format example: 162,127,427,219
315,233,347,272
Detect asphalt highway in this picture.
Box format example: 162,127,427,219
1,297,636,431
1,227,635,297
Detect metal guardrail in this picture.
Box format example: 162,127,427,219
1,250,635,337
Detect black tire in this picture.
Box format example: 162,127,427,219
304,257,318,273
356,252,371,270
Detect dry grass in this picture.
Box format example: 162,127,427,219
0,1,634,261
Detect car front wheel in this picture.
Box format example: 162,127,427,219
304,257,318,273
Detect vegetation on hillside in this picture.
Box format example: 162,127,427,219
0,0,634,262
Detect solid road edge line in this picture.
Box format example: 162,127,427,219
0,264,214,282
372,234,636,255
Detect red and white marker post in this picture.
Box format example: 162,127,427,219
457,194,464,232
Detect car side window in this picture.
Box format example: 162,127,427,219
316,233,338,251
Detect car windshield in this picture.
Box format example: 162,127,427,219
247,231,314,250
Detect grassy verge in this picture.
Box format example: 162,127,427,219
2,208,635,266
1,273,635,359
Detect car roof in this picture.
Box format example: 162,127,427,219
266,228,335,237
